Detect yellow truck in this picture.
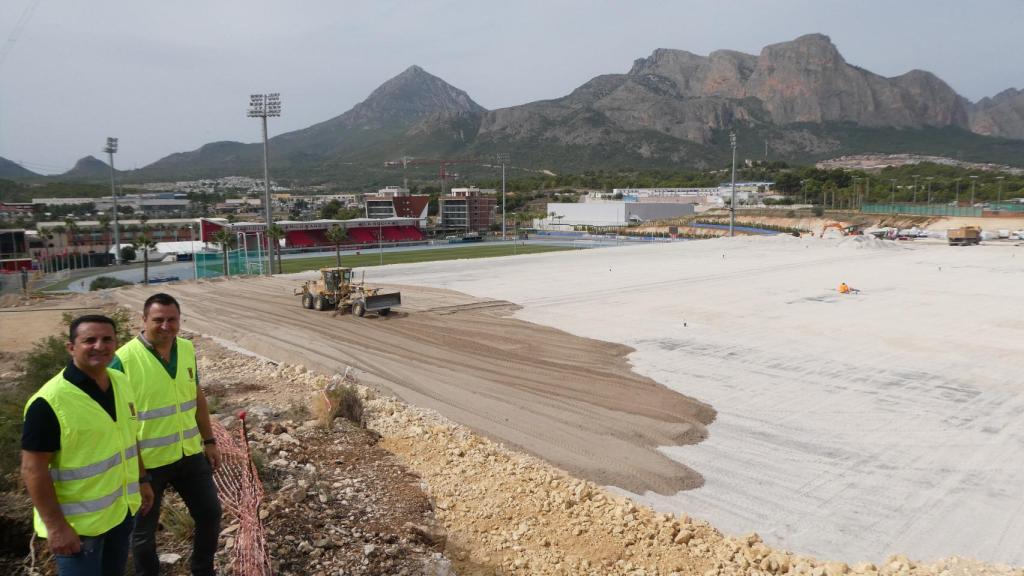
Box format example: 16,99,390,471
947,227,981,246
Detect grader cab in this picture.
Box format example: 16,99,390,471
294,267,401,317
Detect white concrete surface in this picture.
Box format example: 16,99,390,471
366,235,1024,566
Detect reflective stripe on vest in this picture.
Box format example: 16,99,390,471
59,482,140,516
50,445,138,481
138,399,198,421
25,370,141,538
138,426,199,449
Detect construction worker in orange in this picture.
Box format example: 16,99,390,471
838,282,850,294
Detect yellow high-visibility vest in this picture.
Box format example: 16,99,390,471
115,337,202,468
25,369,141,538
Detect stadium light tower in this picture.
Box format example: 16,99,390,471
729,131,737,237
497,152,510,240
247,93,281,276
103,137,122,265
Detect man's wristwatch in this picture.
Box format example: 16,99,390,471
140,473,153,484
203,437,217,446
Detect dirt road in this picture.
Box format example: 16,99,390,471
112,277,714,494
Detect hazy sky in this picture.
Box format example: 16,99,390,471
2,0,1021,175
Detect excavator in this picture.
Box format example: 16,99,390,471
819,221,865,238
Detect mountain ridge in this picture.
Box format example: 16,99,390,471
18,35,1024,185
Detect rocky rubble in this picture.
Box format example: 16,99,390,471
196,341,451,576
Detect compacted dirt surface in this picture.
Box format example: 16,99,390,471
110,278,715,495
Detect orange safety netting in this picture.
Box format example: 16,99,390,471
212,414,272,575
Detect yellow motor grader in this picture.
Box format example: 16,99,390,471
294,267,401,317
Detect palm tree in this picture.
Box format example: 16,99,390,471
325,225,348,268
134,234,157,285
267,224,285,275
64,217,81,269
98,214,112,265
51,225,66,270
211,228,235,278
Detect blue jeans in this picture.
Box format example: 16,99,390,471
54,513,133,576
132,453,222,576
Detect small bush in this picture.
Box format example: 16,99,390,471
89,276,132,291
310,382,364,428
160,494,195,543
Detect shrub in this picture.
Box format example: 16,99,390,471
310,382,364,428
119,245,136,262
89,276,133,291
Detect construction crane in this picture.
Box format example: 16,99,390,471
384,156,483,193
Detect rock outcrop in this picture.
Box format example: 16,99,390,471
969,88,1024,139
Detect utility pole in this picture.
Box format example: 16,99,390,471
729,132,737,237
889,179,896,206
955,178,961,204
997,176,1005,205
970,175,978,205
912,174,920,204
248,93,281,276
103,137,121,265
926,177,934,204
497,152,510,240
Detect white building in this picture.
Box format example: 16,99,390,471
544,201,694,228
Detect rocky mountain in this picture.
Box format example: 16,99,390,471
61,155,116,180
478,34,968,150
0,157,40,180
969,88,1024,139
139,66,486,180
113,35,1024,183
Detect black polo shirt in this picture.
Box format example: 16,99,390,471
21,362,118,453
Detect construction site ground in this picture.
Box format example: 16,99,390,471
1,231,1022,575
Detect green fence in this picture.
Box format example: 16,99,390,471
988,202,1024,213
195,249,265,278
861,203,983,217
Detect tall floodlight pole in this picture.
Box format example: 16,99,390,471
970,175,978,205
103,137,121,265
248,93,281,276
497,152,510,240
729,132,737,237
912,175,920,204
955,178,961,204
926,177,934,204
997,176,1005,205
889,179,896,206
190,223,199,282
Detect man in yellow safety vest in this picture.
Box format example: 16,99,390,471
111,293,222,576
21,315,154,575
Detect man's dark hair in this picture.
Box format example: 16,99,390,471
143,293,181,316
69,314,117,342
